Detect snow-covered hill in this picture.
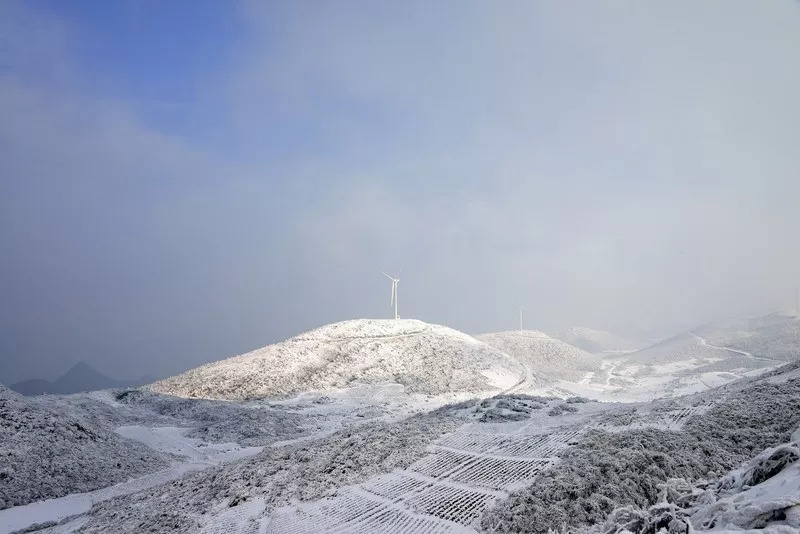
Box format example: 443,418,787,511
67,361,800,534
150,319,534,400
550,326,642,353
477,330,601,382
0,384,169,510
695,310,800,362
623,332,733,365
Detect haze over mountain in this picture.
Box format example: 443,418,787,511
549,327,642,353
10,362,155,396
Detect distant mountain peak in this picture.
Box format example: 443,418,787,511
10,361,153,396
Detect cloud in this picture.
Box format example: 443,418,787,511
1,0,799,382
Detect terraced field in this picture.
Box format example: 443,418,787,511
265,424,577,532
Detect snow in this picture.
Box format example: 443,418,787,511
150,319,530,400
264,397,605,533
552,329,786,402
0,384,170,511
694,311,800,362
3,315,799,534
477,330,601,382
115,425,263,463
549,326,643,353
0,425,263,534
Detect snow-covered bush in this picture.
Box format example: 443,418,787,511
80,412,459,533
547,403,579,416
117,390,307,446
480,374,800,533
585,430,800,533
566,396,591,404
0,384,169,510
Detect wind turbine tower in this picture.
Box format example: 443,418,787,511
519,306,523,331
382,271,401,319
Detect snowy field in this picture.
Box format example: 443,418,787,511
2,316,799,534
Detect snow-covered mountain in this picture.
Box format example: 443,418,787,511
0,383,169,510
477,330,601,382
694,310,800,362
550,326,642,353
150,319,535,400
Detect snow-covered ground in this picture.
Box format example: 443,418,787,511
477,330,601,382
0,426,263,534
3,315,799,534
694,310,800,362
553,329,785,403
0,385,170,511
150,320,529,400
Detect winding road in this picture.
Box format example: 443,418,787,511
690,333,781,363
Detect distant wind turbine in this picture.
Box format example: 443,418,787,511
382,270,401,319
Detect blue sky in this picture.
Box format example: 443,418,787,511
1,0,799,383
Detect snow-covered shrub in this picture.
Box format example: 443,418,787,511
718,443,799,491
80,412,459,533
0,384,169,509
480,374,800,533
547,403,579,416
116,390,307,446
586,428,800,534
456,395,550,423
566,396,591,404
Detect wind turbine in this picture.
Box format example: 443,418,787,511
382,270,401,319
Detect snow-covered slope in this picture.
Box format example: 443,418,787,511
550,326,642,353
695,310,800,362
477,330,601,382
150,319,532,400
623,332,733,364
0,384,169,510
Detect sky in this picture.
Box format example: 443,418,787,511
1,0,799,383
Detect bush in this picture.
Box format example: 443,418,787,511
481,376,800,533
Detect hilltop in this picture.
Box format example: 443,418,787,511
149,319,541,400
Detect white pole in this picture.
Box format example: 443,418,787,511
394,280,399,319
519,307,523,330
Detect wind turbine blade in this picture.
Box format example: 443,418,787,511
382,271,394,280
397,267,403,276
391,282,395,306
